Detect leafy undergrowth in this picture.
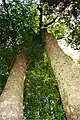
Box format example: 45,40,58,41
24,35,64,120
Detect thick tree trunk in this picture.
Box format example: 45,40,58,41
0,45,27,120
43,31,80,120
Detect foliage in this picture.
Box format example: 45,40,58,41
42,0,80,18
0,0,39,46
67,24,80,49
0,44,17,94
1,0,80,119
48,22,68,39
42,0,80,48
24,35,64,120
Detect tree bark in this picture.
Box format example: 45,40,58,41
43,31,80,120
0,45,27,120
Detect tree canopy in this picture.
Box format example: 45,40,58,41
0,0,80,119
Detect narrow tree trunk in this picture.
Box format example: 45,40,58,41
43,31,80,120
0,45,27,120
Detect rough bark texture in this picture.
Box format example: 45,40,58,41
0,45,27,120
43,31,80,120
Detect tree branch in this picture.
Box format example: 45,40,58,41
44,16,58,27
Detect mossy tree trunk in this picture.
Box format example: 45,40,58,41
43,31,80,120
0,45,27,120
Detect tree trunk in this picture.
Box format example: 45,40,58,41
43,31,80,120
0,45,27,120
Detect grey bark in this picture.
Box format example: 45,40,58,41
43,31,80,120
